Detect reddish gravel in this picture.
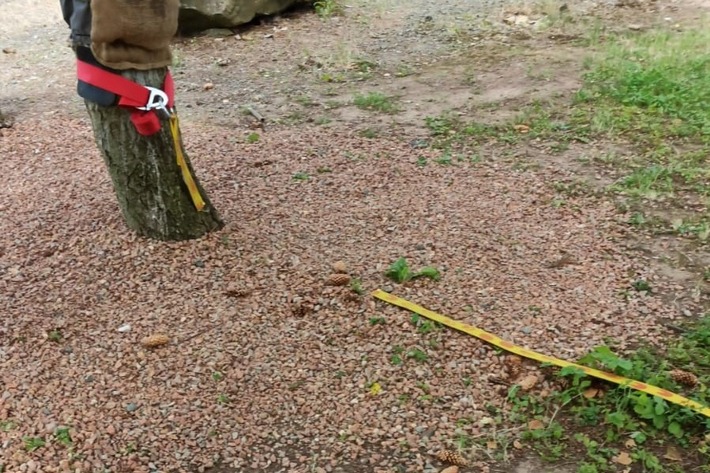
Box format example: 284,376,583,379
1,2,695,472
0,116,679,472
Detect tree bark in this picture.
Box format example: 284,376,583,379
85,68,224,241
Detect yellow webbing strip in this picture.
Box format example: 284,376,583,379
169,114,206,212
372,289,710,418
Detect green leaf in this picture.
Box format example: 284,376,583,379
652,415,665,430
412,266,441,281
560,366,587,377
668,421,683,438
630,431,647,444
386,257,412,283
616,358,634,373
578,353,598,368
653,398,666,416
632,394,654,419
607,411,627,428
559,365,588,386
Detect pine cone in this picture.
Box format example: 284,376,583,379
436,450,468,466
141,334,170,348
506,355,523,379
670,369,699,388
342,291,361,303
331,261,348,274
327,273,351,286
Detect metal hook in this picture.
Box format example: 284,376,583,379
136,86,170,118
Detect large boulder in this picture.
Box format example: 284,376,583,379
179,0,300,32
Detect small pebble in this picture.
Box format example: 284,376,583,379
117,324,131,333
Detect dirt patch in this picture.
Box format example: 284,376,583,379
510,457,574,473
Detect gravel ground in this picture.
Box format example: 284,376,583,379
0,1,692,472
1,116,678,472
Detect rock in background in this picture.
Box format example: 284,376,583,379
179,0,301,32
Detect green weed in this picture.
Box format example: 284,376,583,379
353,92,399,113
0,420,16,432
390,345,404,366
416,381,430,393
353,58,377,73
425,114,460,136
571,25,710,202
23,437,46,452
292,172,311,181
509,317,710,471
47,329,62,343
349,278,364,295
385,257,440,284
54,427,72,447
294,95,314,106
406,348,428,363
410,313,439,334
578,28,710,141
628,212,646,226
319,72,346,83
671,218,710,242
395,64,414,77
359,128,378,139
435,152,453,165
611,165,674,197
313,0,343,18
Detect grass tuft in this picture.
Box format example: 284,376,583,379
353,92,399,113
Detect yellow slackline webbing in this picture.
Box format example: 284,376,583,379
372,289,710,418
169,113,206,212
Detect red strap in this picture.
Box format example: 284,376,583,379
76,60,175,136
130,111,163,136
77,60,150,108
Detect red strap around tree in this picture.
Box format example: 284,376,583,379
76,60,175,136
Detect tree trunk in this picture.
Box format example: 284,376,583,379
85,68,224,241
0,109,11,128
